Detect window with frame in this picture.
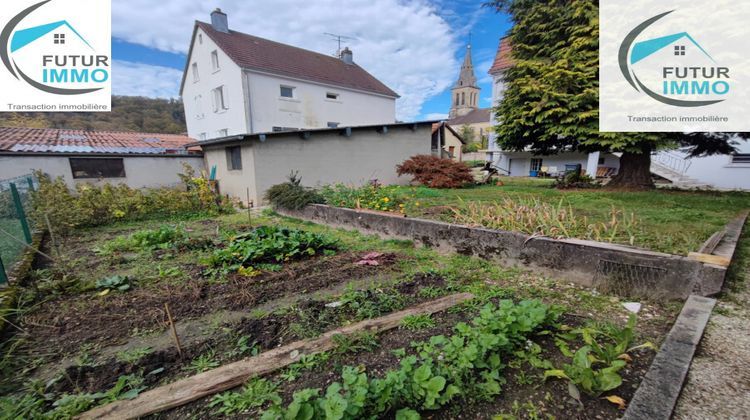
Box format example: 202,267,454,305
191,63,199,82
280,85,295,98
325,92,339,100
199,132,207,141
194,95,203,119
327,122,339,128
218,128,228,137
211,50,220,71
530,158,543,172
69,158,126,179
731,154,750,164
212,86,227,112
272,126,297,132
598,157,605,165
226,146,242,170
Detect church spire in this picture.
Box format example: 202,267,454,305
454,44,477,88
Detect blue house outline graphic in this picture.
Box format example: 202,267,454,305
631,32,714,65
11,20,92,53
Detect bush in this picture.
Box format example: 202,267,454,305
396,155,474,189
552,171,597,189
320,183,414,213
30,166,233,233
265,172,323,210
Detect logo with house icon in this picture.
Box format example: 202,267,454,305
619,11,730,107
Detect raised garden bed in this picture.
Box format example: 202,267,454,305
0,211,680,419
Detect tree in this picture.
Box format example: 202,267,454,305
486,0,744,188
459,124,476,143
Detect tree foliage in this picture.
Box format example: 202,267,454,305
487,0,745,187
0,96,186,134
396,155,474,188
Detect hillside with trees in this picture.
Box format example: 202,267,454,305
0,96,187,134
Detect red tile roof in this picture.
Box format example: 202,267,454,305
0,127,200,155
192,21,399,98
489,37,513,74
448,108,491,126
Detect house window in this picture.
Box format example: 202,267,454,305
272,126,297,132
211,50,220,71
212,86,227,112
327,122,339,128
218,128,228,137
198,34,203,44
194,95,203,119
199,133,207,141
731,154,750,164
54,33,65,44
530,158,543,172
226,146,242,170
674,45,686,56
192,63,199,82
598,157,605,165
280,85,295,98
69,158,126,179
326,92,339,100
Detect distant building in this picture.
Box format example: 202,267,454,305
180,9,399,141
447,45,492,151
0,127,203,188
431,122,466,161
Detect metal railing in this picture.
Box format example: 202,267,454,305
652,151,692,174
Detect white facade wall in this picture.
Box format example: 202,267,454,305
245,71,396,133
204,126,430,205
661,142,750,190
0,155,205,189
182,28,249,141
498,152,620,177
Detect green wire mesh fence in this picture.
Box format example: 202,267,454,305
0,174,36,285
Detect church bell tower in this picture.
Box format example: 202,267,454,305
449,44,480,119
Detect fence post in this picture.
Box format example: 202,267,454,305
0,255,7,285
10,183,32,244
26,176,35,192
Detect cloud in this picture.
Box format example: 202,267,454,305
112,0,459,120
112,61,182,98
424,113,449,120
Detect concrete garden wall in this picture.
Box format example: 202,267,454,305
278,204,733,300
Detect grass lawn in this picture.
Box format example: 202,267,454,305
401,178,750,255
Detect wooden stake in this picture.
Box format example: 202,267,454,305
79,293,474,420
164,303,183,358
246,187,252,225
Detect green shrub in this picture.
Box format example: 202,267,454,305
208,226,338,273
30,167,233,233
265,172,323,210
320,183,415,213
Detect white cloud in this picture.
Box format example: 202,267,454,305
424,113,449,120
112,0,459,120
112,61,182,98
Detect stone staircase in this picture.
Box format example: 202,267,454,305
650,152,709,189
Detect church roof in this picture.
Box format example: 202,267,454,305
448,108,492,126
453,45,478,89
489,36,513,74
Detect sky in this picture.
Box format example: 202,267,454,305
110,0,511,122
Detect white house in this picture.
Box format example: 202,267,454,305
486,36,750,189
180,9,399,141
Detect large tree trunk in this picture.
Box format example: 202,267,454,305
608,151,654,189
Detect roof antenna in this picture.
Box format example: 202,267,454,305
324,32,356,57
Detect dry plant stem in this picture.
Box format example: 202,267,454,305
0,226,55,262
164,303,183,358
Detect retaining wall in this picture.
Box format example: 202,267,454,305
278,205,735,299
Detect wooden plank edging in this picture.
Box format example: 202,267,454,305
78,292,475,420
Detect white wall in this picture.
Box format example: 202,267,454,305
671,141,750,190
182,27,249,140
0,155,205,189
245,71,396,133
204,126,430,204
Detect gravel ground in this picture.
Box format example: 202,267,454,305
673,252,750,419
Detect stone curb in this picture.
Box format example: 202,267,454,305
621,295,716,420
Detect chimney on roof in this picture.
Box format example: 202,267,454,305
340,47,353,65
211,8,228,33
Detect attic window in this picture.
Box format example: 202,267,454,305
59,134,87,141
280,85,295,98
326,92,339,100
192,63,199,82
731,154,750,164
198,34,203,44
211,50,220,71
